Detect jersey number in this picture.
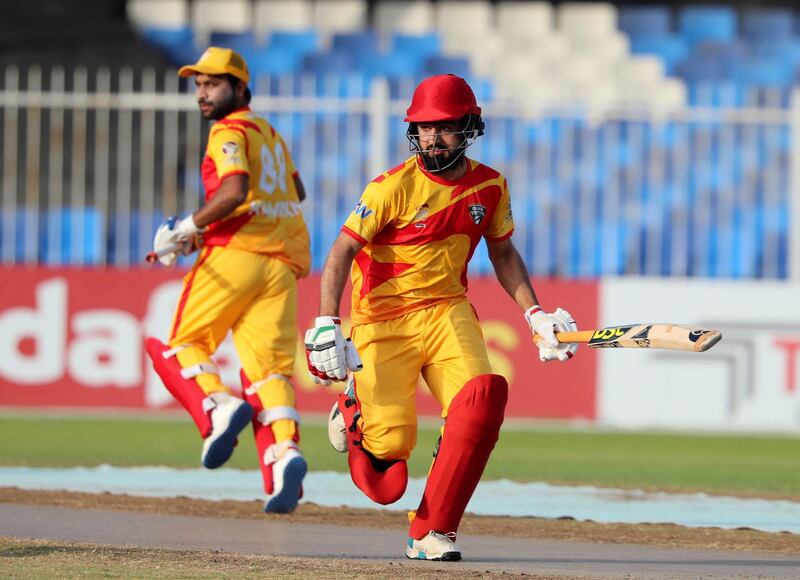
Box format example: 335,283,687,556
259,141,288,195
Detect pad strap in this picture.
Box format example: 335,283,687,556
257,406,301,426
263,439,299,466
244,373,290,396
162,344,189,359
180,362,219,379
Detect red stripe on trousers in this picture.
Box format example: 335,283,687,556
170,245,213,341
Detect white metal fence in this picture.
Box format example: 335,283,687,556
0,65,795,278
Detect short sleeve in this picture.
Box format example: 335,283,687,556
341,181,393,245
484,177,514,241
207,126,249,179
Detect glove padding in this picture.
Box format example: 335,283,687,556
304,316,363,385
153,215,201,266
525,306,578,362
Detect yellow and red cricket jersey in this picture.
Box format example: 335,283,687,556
201,106,310,277
342,155,514,325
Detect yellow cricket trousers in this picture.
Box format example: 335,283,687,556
169,245,298,441
350,298,493,461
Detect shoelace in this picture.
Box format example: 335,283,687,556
431,531,457,543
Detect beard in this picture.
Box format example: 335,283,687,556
199,92,237,121
420,144,461,172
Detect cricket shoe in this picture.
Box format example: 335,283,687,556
263,440,307,514
328,376,357,453
405,531,462,561
201,392,253,469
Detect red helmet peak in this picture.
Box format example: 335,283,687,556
404,74,481,123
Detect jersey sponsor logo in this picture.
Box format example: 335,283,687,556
222,141,239,155
468,203,487,225
505,204,513,223
353,200,373,219
250,200,302,218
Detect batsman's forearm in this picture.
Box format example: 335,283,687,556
490,246,540,310
319,241,358,317
192,174,249,228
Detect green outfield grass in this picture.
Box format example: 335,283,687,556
1,415,798,497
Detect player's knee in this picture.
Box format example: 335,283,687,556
447,374,508,439
364,425,415,461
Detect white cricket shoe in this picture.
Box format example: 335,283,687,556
406,531,462,561
201,392,253,469
263,440,307,514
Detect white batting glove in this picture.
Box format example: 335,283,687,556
525,306,578,362
152,215,201,266
304,316,363,385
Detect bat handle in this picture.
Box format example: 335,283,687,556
145,242,184,264
532,331,594,345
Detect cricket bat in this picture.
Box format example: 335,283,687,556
536,324,722,352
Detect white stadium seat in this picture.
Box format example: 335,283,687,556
436,0,495,40
313,0,368,34
615,56,667,89
558,2,618,43
193,0,251,34
255,0,314,34
497,1,554,41
127,0,187,29
375,1,436,35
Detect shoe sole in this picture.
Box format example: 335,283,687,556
405,550,462,562
201,402,253,469
263,456,307,514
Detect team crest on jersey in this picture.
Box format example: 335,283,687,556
222,141,239,155
468,203,487,225
413,204,429,221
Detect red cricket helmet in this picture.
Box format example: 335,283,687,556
404,74,481,122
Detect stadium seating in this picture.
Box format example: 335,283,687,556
105,1,795,277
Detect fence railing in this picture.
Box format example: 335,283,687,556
0,65,794,279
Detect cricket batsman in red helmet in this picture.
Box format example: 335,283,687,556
305,74,578,560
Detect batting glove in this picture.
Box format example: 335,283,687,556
525,306,578,362
304,316,363,385
152,215,201,266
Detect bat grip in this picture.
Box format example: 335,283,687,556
145,242,185,264
532,330,595,345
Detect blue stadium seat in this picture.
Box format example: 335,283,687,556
734,56,793,87
209,31,261,60
268,31,319,56
139,26,199,66
742,9,794,43
364,52,422,78
390,33,442,60
331,31,379,56
424,56,470,77
248,48,302,77
619,6,672,37
43,208,103,265
629,35,688,74
302,52,354,75
678,7,737,47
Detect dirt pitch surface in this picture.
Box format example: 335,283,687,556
1,488,799,579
